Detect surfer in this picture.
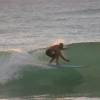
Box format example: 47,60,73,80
45,43,70,65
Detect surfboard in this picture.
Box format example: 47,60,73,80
47,64,83,68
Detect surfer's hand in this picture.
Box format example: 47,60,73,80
66,59,70,62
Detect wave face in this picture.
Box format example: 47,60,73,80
0,46,83,98
0,42,100,98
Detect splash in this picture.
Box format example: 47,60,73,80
0,48,52,84
0,51,35,84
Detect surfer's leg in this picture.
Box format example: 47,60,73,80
55,55,59,65
49,57,55,64
46,49,56,64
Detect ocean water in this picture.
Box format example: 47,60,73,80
0,0,100,99
0,0,100,50
0,43,100,99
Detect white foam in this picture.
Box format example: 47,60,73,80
0,52,35,84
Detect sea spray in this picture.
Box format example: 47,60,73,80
0,51,35,84
0,48,52,84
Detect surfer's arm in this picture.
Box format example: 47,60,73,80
60,52,69,62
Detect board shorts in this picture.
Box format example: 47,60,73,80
46,49,56,57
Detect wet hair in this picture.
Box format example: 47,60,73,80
59,43,64,49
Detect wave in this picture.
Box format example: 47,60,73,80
0,42,100,98
0,47,81,97
0,42,99,84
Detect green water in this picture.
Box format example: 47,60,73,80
0,42,100,99
0,67,83,97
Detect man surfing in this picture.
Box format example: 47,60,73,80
45,43,70,65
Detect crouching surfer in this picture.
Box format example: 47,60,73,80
45,43,70,65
